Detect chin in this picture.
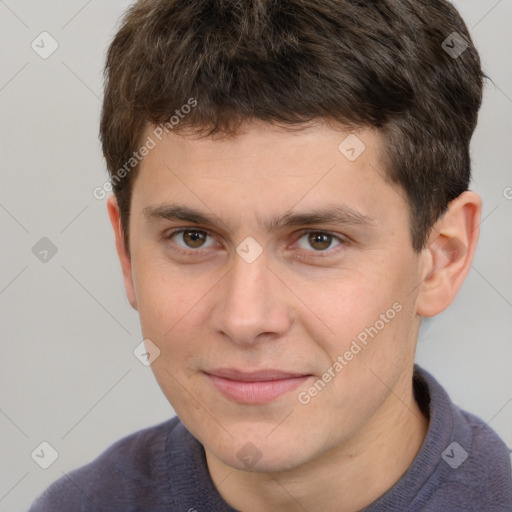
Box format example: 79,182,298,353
224,446,312,473
203,424,318,473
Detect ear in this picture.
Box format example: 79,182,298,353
107,195,138,310
416,191,481,317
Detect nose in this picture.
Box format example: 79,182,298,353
210,253,293,346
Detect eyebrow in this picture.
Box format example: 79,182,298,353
143,204,376,231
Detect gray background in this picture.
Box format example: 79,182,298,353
0,1,511,510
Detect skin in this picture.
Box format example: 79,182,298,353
108,120,481,512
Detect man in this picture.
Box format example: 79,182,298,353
29,0,511,510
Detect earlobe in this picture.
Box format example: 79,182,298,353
416,191,481,317
106,195,138,310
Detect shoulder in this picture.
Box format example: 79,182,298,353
407,367,512,511
448,409,512,508
28,417,181,512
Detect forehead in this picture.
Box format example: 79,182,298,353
141,121,378,174
130,121,407,232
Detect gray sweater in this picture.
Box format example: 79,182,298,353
29,366,512,511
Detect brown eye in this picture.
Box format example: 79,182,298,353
295,231,342,252
182,230,207,248
167,228,218,255
307,232,333,250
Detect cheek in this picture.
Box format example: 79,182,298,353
302,268,393,334
131,249,200,335
132,257,218,378
133,266,212,413
298,299,414,434
306,264,415,374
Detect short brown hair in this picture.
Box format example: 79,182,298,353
100,0,484,253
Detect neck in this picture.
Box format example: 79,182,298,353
206,369,428,512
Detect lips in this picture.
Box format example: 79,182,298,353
205,368,311,404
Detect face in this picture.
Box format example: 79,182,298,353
118,121,427,472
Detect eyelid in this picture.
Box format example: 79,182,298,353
165,227,220,252
163,227,347,259
165,226,213,238
290,229,347,253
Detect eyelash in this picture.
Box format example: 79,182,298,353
290,229,346,258
165,228,219,258
164,228,347,259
